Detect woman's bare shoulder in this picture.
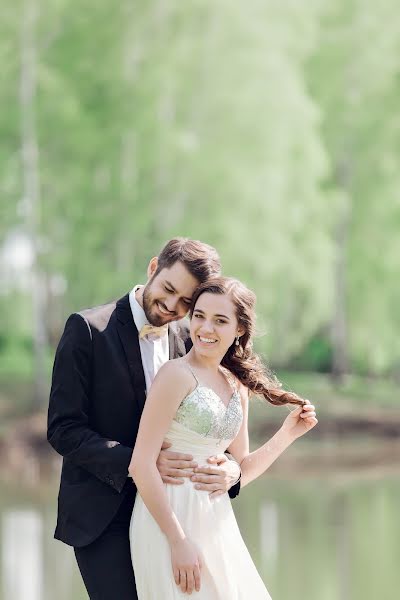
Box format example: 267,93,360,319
237,380,249,406
153,357,193,388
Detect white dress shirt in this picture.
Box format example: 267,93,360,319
129,285,170,393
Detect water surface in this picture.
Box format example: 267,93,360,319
1,466,398,599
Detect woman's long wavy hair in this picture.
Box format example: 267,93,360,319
189,277,305,408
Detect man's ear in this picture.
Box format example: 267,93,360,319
147,257,158,279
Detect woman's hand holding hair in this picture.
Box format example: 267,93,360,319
170,537,202,594
281,399,318,441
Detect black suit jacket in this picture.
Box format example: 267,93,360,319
48,293,240,548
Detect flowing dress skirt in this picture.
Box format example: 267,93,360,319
130,421,271,599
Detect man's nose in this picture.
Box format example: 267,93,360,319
164,298,179,313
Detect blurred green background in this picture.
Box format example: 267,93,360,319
1,1,399,599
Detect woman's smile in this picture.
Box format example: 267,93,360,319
197,335,218,346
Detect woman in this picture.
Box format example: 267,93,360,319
129,277,317,598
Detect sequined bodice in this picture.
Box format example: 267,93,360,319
174,384,243,441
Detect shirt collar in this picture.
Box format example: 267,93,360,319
129,285,149,333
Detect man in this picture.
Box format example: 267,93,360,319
47,237,241,599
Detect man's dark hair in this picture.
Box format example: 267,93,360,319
155,237,221,283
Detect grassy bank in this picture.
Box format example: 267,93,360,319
247,371,400,443
0,372,399,485
1,370,399,442
278,370,398,410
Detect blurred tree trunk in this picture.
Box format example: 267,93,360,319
331,158,352,382
20,0,47,408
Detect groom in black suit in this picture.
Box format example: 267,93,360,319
47,237,241,599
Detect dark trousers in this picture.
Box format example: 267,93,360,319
74,493,137,600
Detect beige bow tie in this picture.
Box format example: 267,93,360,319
139,323,169,339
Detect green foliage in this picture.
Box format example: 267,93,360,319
1,0,399,379
0,335,34,378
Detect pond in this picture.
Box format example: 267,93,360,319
1,456,398,599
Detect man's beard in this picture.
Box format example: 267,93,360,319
142,283,174,326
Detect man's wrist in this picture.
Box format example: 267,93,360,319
225,452,241,487
231,470,241,486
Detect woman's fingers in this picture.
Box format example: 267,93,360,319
186,569,195,594
194,563,201,592
186,565,201,594
180,570,187,593
300,404,316,418
299,401,318,429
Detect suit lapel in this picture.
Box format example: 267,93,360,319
116,296,189,412
116,294,147,413
168,321,188,359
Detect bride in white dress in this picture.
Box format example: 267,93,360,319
129,277,318,598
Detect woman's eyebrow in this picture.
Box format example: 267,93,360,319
193,309,230,320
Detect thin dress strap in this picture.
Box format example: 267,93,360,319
185,363,200,386
220,366,238,394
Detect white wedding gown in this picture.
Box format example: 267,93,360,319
130,367,271,599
